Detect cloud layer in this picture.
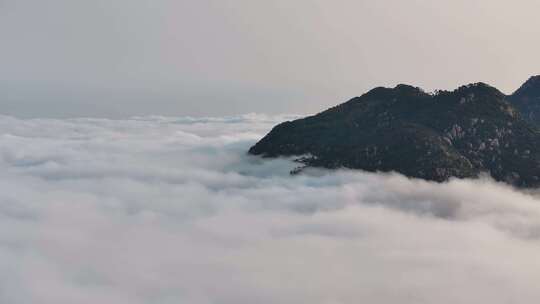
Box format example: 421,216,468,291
1,114,540,303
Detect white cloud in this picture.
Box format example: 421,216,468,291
0,114,540,303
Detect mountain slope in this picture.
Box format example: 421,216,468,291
249,82,540,187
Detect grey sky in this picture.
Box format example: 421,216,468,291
1,0,539,118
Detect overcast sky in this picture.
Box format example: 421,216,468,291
1,0,540,118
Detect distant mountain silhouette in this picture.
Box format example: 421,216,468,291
250,77,540,187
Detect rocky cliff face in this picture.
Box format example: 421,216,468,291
249,80,540,187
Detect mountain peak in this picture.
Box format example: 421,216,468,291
513,75,540,97
394,83,423,91
250,80,540,187
455,82,502,96
508,75,540,125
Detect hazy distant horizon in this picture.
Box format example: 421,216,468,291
2,0,540,118
1,76,537,120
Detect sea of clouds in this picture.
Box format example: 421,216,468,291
1,113,540,303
